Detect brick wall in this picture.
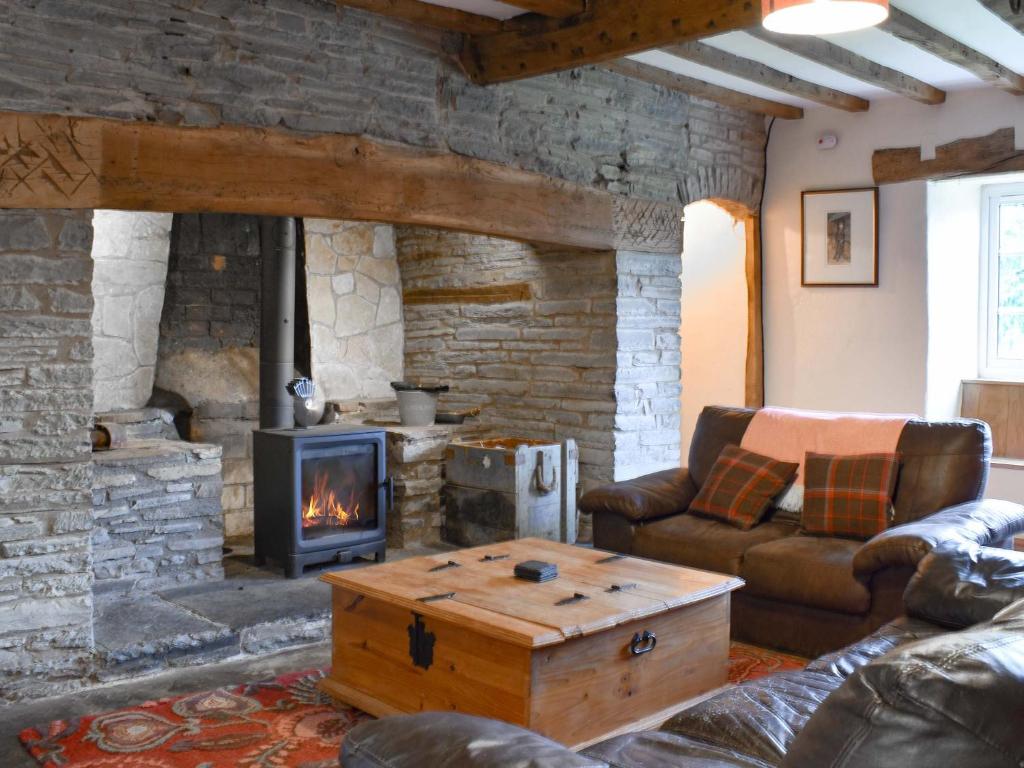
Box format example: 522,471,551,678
396,227,618,492
0,209,96,702
155,214,262,538
159,214,261,355
0,0,765,212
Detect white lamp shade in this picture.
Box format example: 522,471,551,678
762,0,890,35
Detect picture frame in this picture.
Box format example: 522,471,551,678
801,187,879,287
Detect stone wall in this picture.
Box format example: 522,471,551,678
396,227,618,492
305,220,403,402
613,252,684,481
156,213,262,538
0,0,765,211
92,440,223,596
0,209,96,703
91,210,172,413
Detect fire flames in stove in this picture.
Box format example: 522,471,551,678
303,472,360,528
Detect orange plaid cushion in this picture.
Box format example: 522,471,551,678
802,453,901,540
689,445,799,530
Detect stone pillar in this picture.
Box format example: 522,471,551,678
0,209,96,702
90,211,172,412
304,219,404,402
613,251,683,482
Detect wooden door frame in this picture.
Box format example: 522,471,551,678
706,198,765,409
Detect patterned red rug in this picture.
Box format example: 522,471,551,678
20,644,806,767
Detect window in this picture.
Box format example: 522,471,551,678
981,183,1024,379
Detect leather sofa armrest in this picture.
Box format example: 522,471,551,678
580,468,698,524
903,543,1024,629
853,499,1024,581
341,713,606,768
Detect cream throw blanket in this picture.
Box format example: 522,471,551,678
740,406,915,512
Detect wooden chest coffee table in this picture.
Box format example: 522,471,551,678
320,539,743,749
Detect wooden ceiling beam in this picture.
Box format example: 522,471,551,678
460,0,763,85
0,111,684,254
978,0,1024,35
502,0,585,18
335,0,502,35
664,42,869,112
881,7,1024,95
750,28,946,105
601,58,803,119
873,127,1024,184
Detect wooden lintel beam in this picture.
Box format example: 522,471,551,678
664,42,869,112
872,127,1024,183
601,58,803,119
502,0,585,18
978,0,1024,35
0,111,683,254
750,28,946,105
335,0,502,34
881,8,1024,95
461,0,762,85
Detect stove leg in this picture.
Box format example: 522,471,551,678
375,543,387,563
285,556,303,579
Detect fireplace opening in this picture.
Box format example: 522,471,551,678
300,444,378,539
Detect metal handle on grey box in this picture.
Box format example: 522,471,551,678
533,453,557,495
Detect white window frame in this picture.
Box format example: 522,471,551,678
980,182,1024,380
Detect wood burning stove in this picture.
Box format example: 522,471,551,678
253,425,390,578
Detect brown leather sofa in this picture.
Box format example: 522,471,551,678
340,543,1024,768
580,405,1023,657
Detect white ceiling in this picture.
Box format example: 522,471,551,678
420,0,526,20
421,0,1024,111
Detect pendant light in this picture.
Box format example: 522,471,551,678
762,0,889,35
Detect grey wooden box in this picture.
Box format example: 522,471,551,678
443,438,578,547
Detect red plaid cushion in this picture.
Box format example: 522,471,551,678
689,445,799,530
802,453,901,540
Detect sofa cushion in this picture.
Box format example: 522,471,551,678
660,669,844,767
632,514,798,575
782,609,1024,768
689,446,799,530
583,730,774,768
742,536,870,615
802,452,900,539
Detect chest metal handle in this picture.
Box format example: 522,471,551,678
629,630,657,656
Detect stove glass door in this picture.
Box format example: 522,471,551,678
298,442,378,541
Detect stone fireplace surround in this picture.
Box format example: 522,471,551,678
92,211,685,546
0,206,686,703
0,0,768,705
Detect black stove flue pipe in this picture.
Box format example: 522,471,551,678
259,217,297,430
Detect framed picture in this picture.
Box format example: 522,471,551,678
801,187,879,286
